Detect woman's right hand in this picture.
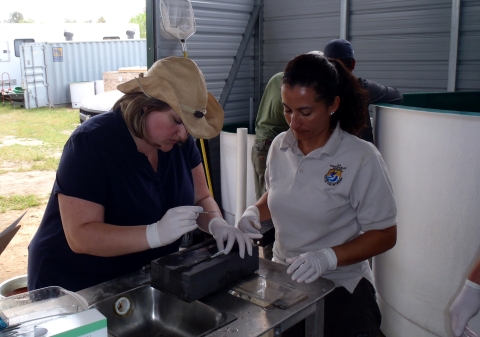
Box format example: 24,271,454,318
146,206,201,248
236,205,262,234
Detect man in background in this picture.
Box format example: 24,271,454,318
323,38,403,143
252,40,403,200
251,72,288,201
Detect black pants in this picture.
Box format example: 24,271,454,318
324,278,381,337
251,138,272,200
281,278,381,337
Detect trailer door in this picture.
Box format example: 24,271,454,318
20,43,49,109
0,41,10,62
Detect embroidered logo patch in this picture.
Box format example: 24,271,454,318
324,164,346,186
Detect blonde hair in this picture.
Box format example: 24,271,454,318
113,93,171,139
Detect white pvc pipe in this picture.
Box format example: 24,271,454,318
220,131,256,226
235,128,248,224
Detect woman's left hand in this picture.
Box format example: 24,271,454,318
208,218,263,258
286,248,337,283
450,280,480,337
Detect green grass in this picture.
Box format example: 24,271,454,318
0,104,79,173
0,194,43,213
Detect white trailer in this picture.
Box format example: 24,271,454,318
0,23,140,89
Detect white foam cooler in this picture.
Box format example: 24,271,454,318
70,81,95,108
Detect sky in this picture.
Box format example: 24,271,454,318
1,0,146,24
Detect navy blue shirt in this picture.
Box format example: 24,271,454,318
28,109,201,292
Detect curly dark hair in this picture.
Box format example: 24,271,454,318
282,53,368,136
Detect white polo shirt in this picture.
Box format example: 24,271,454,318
265,124,397,293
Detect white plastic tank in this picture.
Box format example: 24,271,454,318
220,130,257,226
69,81,95,108
373,97,480,336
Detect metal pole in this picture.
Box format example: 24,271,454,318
447,0,460,92
27,45,39,108
20,45,30,109
42,44,51,108
219,4,261,108
305,299,325,337
340,0,349,40
146,0,156,68
255,0,264,120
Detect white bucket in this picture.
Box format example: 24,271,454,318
0,274,28,299
94,80,105,95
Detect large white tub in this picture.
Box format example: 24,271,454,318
373,92,480,337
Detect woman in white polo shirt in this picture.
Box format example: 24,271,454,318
237,53,397,336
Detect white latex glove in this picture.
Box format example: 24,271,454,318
450,280,480,337
286,248,337,283
462,327,479,337
209,217,263,258
235,205,261,234
146,206,201,248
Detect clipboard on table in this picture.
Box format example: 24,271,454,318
0,212,26,256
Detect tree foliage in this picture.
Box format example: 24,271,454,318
64,18,77,23
129,12,146,39
7,11,34,23
97,16,106,23
8,11,23,23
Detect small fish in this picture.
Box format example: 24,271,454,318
174,250,224,273
210,250,225,259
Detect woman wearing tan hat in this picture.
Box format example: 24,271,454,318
27,56,262,292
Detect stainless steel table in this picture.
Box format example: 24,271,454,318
78,258,335,337
202,258,335,337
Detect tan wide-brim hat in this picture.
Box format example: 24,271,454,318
117,56,224,139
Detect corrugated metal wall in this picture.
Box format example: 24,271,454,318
263,0,340,82
157,0,257,126
22,40,147,107
262,0,480,94
350,0,452,93
457,0,480,91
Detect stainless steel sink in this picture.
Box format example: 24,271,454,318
89,284,237,337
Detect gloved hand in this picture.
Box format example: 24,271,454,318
450,279,480,337
235,205,261,234
146,206,201,248
286,248,337,283
209,217,263,258
462,327,479,337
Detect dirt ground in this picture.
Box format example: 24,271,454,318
0,171,56,284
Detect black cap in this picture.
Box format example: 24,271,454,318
324,39,354,59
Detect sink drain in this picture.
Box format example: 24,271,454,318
114,297,131,315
